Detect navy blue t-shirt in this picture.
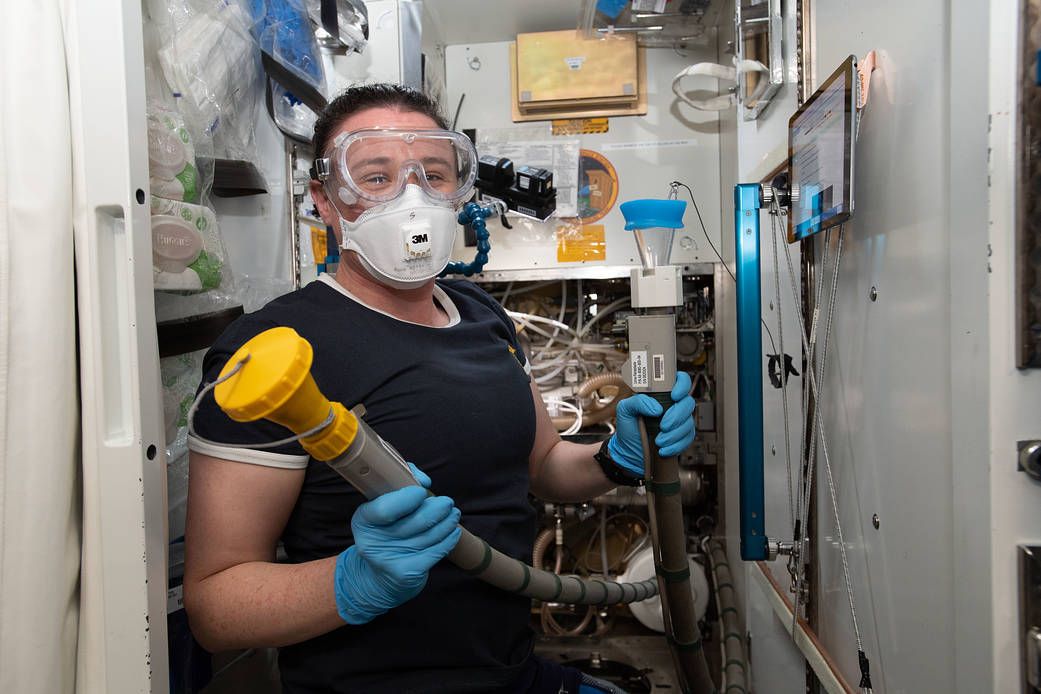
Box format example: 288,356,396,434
189,276,539,693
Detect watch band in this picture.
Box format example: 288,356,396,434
594,439,643,487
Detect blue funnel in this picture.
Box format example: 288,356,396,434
620,199,686,269
620,199,687,230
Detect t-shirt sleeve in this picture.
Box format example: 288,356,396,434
187,318,310,469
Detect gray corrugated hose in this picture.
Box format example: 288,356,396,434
639,414,718,694
447,521,658,605
705,538,749,694
551,373,632,430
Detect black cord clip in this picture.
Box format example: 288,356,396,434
857,649,873,689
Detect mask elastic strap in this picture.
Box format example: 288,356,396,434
186,356,336,450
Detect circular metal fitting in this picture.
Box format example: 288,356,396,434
1020,440,1041,481
760,184,775,206
766,539,795,561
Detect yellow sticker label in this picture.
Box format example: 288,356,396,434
551,117,610,135
557,223,607,263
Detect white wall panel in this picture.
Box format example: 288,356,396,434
988,1,1041,691
444,40,723,273
807,2,978,691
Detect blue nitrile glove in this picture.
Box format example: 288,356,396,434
333,463,462,624
608,371,697,476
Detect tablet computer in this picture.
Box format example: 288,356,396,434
788,55,858,242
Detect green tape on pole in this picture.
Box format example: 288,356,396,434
462,542,493,576
717,581,735,593
550,573,563,601
721,606,739,617
725,685,747,694
666,635,704,653
593,579,610,603
518,563,531,593
725,631,744,643
646,479,681,495
657,565,691,583
725,659,747,673
574,577,586,603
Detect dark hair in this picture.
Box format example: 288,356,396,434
312,84,448,158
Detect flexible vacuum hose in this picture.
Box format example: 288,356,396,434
550,373,632,430
533,527,596,636
705,538,748,694
640,409,717,694
446,516,657,605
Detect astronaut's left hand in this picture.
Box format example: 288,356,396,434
607,371,696,477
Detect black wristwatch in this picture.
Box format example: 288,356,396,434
594,439,644,487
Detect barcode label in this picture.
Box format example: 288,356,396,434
652,354,666,381
632,0,667,11
631,351,649,387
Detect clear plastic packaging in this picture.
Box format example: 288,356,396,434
270,79,318,141
147,106,200,203
161,349,206,541
156,1,258,141
303,0,368,54
150,195,230,293
252,0,327,94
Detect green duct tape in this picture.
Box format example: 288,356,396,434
646,480,682,496
462,542,493,576
657,565,692,583
666,635,704,653
517,563,531,593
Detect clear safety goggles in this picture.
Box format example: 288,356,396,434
313,128,478,205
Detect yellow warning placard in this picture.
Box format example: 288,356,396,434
557,223,606,263
551,117,610,135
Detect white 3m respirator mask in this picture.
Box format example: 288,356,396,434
338,184,459,289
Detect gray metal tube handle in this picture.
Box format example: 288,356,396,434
323,409,659,606
325,408,421,497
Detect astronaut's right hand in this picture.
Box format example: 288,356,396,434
333,480,461,625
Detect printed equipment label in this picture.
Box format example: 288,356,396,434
631,351,649,387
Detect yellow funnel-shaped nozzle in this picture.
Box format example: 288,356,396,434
214,327,358,460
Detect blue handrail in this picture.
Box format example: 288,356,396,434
734,183,767,561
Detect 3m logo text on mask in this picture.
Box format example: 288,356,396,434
403,222,433,257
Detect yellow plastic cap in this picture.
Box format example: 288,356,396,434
213,327,361,460
215,327,325,430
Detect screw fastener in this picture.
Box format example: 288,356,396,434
1020,441,1041,481
872,514,880,529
